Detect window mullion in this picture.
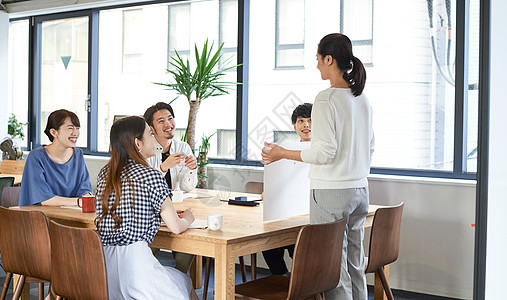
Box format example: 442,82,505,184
88,10,99,153
236,0,249,162
454,0,470,174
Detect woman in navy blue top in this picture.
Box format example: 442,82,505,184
19,109,92,206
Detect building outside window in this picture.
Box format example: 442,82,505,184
274,0,305,69
341,0,373,66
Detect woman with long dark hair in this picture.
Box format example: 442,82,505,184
95,116,197,299
262,33,374,300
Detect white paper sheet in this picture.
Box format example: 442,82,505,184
263,141,311,221
161,218,207,229
60,205,81,210
182,193,212,199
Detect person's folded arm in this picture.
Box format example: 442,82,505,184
160,196,194,234
178,168,197,192
300,100,338,165
41,196,78,206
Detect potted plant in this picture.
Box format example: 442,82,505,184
7,113,28,149
155,39,241,152
197,131,216,188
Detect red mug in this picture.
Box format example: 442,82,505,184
77,196,96,213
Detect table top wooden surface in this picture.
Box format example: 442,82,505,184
12,189,380,241
0,174,23,185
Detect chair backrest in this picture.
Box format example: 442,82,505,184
365,203,405,274
0,176,15,200
0,160,26,175
287,218,347,300
49,220,109,300
243,181,264,194
1,186,20,207
0,207,52,281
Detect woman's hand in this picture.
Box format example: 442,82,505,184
160,152,185,172
179,208,195,225
261,142,286,165
160,197,193,234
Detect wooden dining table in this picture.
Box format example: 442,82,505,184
0,174,22,185
12,189,387,300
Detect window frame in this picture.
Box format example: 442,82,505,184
340,0,374,67
10,0,476,180
274,0,305,70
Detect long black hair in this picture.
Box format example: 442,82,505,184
95,116,148,232
318,33,366,96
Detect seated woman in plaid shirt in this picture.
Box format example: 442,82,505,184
95,116,198,300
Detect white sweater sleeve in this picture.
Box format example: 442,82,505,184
174,141,198,192
300,97,338,165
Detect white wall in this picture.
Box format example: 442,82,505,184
485,0,507,298
0,11,9,140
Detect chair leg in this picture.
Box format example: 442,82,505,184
203,257,212,300
377,267,394,300
239,256,247,282
0,272,12,300
251,253,257,280
38,282,44,300
12,274,26,300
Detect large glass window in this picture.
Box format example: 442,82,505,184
248,0,467,174
98,0,238,159
122,9,143,74
341,0,373,65
8,20,29,149
7,0,478,179
466,0,480,173
40,16,89,147
275,0,305,69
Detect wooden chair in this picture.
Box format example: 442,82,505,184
0,186,20,208
0,177,14,201
235,218,347,300
243,181,264,194
0,207,51,300
365,203,405,300
49,220,108,300
0,160,25,175
202,181,264,300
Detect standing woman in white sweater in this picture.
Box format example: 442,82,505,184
261,33,374,300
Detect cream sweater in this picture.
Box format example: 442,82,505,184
300,88,375,189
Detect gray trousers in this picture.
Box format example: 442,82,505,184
310,188,369,300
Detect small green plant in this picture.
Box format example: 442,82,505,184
154,39,241,152
8,114,28,139
197,131,216,187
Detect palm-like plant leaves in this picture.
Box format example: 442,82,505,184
155,39,241,102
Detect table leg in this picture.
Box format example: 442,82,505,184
12,274,30,300
190,255,203,289
214,245,235,299
374,265,389,300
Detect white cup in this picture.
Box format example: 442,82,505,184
172,190,184,203
207,214,223,231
